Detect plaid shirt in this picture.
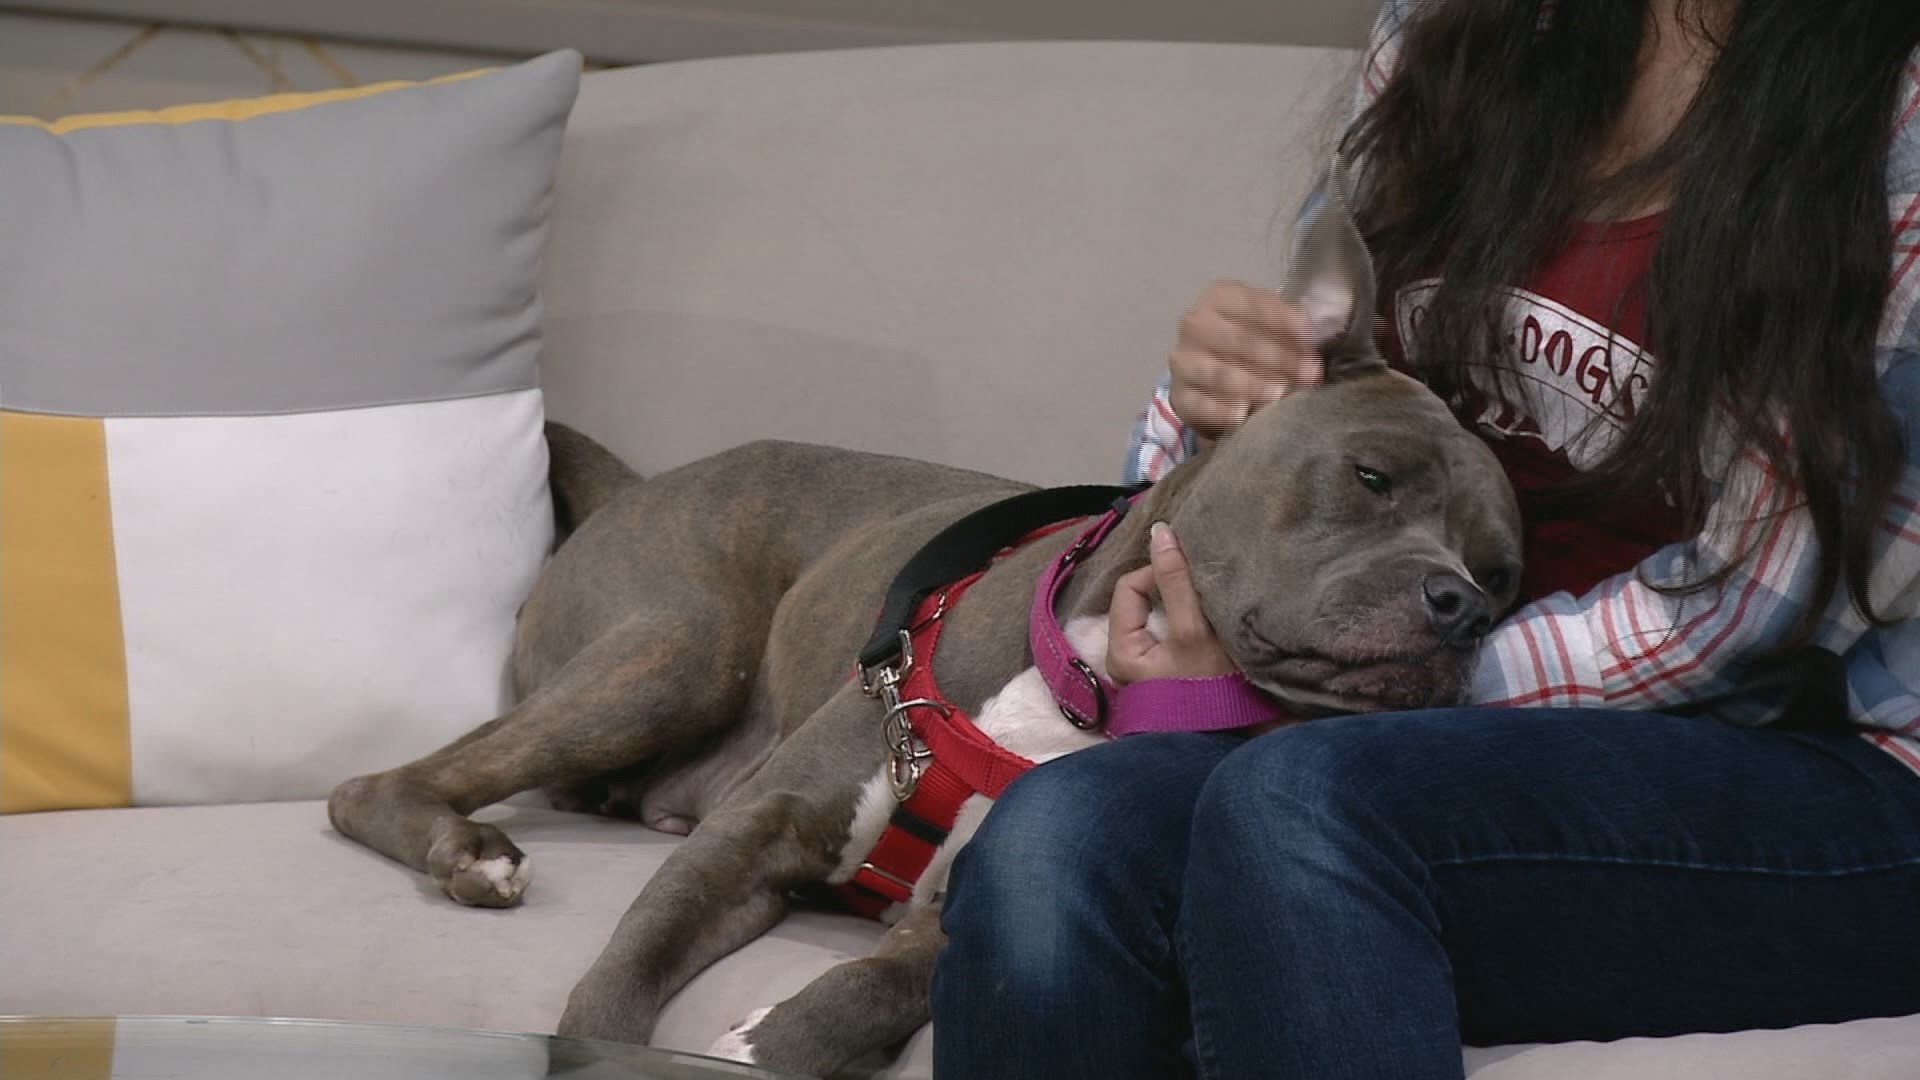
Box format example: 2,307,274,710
1124,0,1920,772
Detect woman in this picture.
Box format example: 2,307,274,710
930,1,1920,1077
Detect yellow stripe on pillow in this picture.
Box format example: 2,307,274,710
0,411,132,813
0,68,491,133
0,1018,117,1079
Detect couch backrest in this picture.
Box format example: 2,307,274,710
539,41,1358,487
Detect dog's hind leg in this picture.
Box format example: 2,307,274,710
705,904,944,1077
327,601,760,907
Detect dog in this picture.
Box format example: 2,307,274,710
327,175,1523,1077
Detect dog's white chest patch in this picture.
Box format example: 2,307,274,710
829,613,1125,916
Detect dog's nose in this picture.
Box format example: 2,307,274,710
1422,572,1492,646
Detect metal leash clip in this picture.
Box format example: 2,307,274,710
859,628,944,800
882,694,945,801
859,628,916,698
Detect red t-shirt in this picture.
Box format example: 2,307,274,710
1384,214,1689,603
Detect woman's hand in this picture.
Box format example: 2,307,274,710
1107,522,1237,686
1169,280,1326,442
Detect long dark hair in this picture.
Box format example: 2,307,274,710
1345,0,1918,646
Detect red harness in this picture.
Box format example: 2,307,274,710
834,520,1083,918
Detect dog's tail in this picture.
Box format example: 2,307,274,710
545,421,641,538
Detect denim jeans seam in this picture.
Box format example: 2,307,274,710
1427,850,1920,877
1171,910,1221,1080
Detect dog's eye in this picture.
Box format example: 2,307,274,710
1354,466,1393,497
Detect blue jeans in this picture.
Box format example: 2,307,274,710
930,709,1920,1079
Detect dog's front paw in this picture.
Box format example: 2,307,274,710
425,819,530,907
706,1007,773,1065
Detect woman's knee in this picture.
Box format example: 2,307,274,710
936,735,1233,1039
1190,716,1441,869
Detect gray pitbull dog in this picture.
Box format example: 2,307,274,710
328,187,1522,1076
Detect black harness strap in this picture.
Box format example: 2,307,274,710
857,484,1146,674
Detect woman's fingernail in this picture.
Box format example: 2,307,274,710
1150,522,1175,551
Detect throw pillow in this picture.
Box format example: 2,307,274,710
0,52,581,812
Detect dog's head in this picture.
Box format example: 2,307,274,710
1164,162,1523,716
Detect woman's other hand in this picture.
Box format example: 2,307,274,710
1168,280,1326,443
1107,522,1237,685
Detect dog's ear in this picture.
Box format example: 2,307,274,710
1281,157,1387,382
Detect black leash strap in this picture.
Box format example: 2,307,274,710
856,484,1146,674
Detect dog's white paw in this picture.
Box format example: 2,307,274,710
451,852,531,907
706,1006,772,1064
428,819,532,908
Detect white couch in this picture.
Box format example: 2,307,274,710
7,41,1920,1079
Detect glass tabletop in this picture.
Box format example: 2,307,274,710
0,1016,803,1080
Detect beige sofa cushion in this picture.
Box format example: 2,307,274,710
0,800,923,1073
538,41,1361,487
7,800,1920,1079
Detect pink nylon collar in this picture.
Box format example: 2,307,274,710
1029,505,1287,736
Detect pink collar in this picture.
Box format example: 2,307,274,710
1028,503,1287,736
